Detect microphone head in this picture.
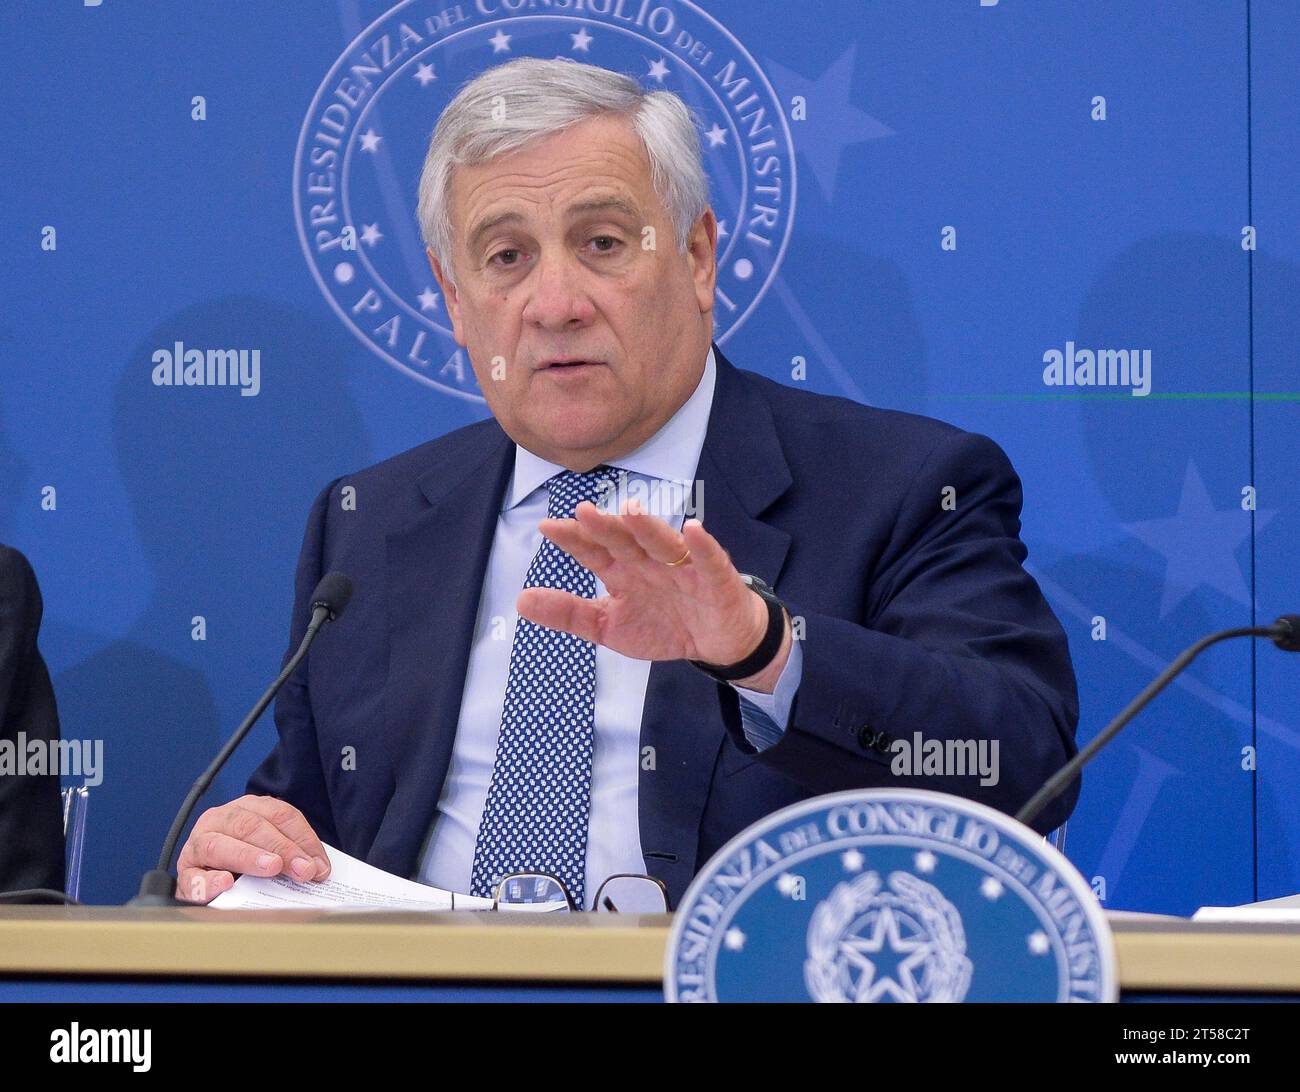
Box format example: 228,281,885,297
311,571,353,622
1272,615,1300,653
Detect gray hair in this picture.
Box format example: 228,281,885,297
416,57,709,287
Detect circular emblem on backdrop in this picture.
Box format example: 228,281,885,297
293,0,796,401
665,789,1117,1003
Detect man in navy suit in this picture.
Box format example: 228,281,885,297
176,59,1078,909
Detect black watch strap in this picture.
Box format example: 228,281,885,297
689,574,786,683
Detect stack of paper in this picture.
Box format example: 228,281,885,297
210,843,495,911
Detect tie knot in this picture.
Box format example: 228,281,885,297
546,464,621,519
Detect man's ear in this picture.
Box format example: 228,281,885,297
427,247,466,345
686,208,718,317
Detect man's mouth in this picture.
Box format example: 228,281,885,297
538,358,603,371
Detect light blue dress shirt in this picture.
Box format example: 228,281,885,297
415,346,803,905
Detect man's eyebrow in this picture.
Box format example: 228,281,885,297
466,197,642,253
467,210,524,253
564,196,642,221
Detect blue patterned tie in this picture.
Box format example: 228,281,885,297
469,465,621,907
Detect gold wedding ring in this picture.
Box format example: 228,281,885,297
667,548,692,567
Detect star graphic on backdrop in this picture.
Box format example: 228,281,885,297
360,223,383,247
413,62,436,87
703,122,728,149
646,57,670,83
775,872,800,897
716,219,729,241
913,851,937,874
489,29,511,53
764,44,894,203
980,876,1004,901
358,129,381,153
841,848,865,872
417,287,441,312
840,907,932,1002
570,26,593,52
723,927,746,952
1122,460,1274,619
1028,931,1051,955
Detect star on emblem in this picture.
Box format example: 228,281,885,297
358,129,381,153
1028,931,1051,955
570,26,593,52
841,849,865,872
360,223,383,248
646,57,670,83
913,851,937,874
413,62,435,87
723,927,746,952
980,877,1004,901
703,122,728,148
417,287,441,312
838,906,932,1002
488,29,511,53
775,872,800,897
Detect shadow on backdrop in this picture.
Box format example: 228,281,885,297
55,296,370,903
1038,233,1296,914
759,233,931,414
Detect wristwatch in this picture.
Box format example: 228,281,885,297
689,573,787,683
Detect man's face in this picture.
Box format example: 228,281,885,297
428,113,717,471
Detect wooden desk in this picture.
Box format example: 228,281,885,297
1,907,1297,1000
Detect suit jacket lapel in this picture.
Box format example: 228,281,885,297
368,423,514,876
637,344,793,903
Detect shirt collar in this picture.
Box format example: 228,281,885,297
505,344,717,511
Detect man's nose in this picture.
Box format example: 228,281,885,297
520,249,596,330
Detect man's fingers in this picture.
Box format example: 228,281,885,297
573,502,644,561
218,807,322,878
232,795,331,878
179,828,303,880
537,518,615,575
175,868,234,905
517,587,603,642
182,801,322,873
681,519,739,582
622,505,692,566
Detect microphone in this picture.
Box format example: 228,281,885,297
1016,615,1300,829
1272,614,1300,653
128,571,353,906
311,570,353,621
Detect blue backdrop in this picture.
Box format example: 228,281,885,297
2,0,1295,915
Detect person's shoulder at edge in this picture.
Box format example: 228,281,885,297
0,543,41,613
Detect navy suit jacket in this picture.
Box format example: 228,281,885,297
0,545,66,896
248,344,1080,908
